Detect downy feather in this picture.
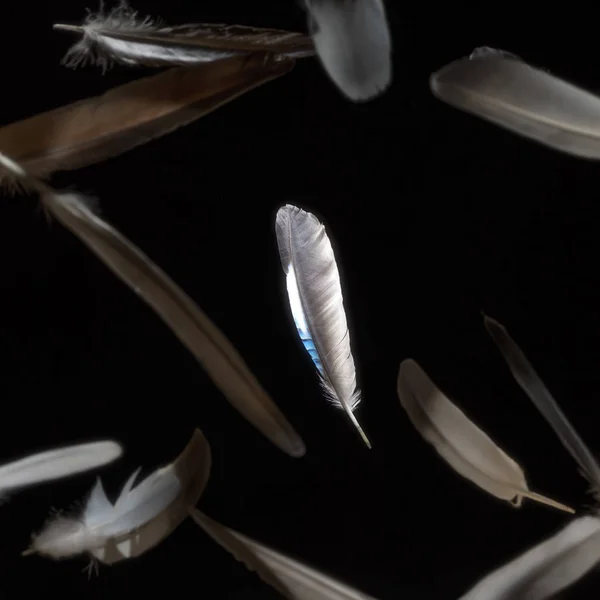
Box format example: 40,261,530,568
0,441,122,494
459,516,600,600
0,53,294,191
305,0,392,102
0,154,305,458
189,508,381,599
397,359,573,513
275,204,369,448
26,428,210,563
54,1,315,71
484,314,600,501
430,46,600,159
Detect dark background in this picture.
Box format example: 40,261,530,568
0,1,599,598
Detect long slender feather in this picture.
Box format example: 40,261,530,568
0,154,305,458
483,314,600,500
0,53,294,191
430,46,600,159
53,2,314,70
275,204,369,448
459,516,600,600
0,441,122,493
397,359,573,513
305,0,392,102
26,429,211,563
189,508,381,599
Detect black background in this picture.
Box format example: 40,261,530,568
0,1,599,598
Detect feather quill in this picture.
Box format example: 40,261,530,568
275,205,369,448
0,53,294,191
484,314,600,500
304,0,392,102
459,516,600,600
25,428,210,564
430,46,600,159
0,441,122,494
397,359,573,512
189,508,381,599
0,154,305,458
54,2,314,71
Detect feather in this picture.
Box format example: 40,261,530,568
483,314,600,500
25,428,210,563
53,2,314,71
459,516,600,600
0,154,306,458
0,52,294,191
189,508,381,599
275,204,369,448
430,46,600,159
0,441,122,493
304,0,392,102
397,359,573,513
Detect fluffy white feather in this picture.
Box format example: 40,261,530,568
275,204,369,447
25,429,210,567
460,516,600,600
305,0,392,102
0,441,122,493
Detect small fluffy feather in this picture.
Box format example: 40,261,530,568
306,0,392,101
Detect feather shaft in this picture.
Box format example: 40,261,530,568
275,205,369,448
0,53,294,190
397,359,572,513
0,155,305,457
430,46,600,159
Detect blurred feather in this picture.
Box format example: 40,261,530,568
304,0,392,102
0,154,306,457
190,508,381,599
430,46,600,159
275,204,369,447
0,53,294,190
397,359,573,512
484,314,600,501
459,516,600,600
54,2,314,70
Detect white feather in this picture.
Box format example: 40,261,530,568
460,516,600,600
0,441,122,493
275,205,370,447
306,0,392,102
27,429,210,564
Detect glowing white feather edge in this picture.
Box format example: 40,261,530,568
459,516,600,600
0,441,122,493
189,508,381,600
0,153,305,459
397,359,573,513
23,429,210,564
304,0,392,102
483,314,600,502
275,205,370,448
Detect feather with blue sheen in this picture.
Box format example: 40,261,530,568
275,204,370,447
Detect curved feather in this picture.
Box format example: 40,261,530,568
397,359,573,513
0,155,306,458
460,516,600,600
0,441,122,493
430,46,600,159
189,508,381,599
483,314,600,500
275,205,369,447
54,2,314,70
0,53,294,191
305,0,392,102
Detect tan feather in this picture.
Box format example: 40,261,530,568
0,154,306,458
397,358,573,513
0,53,294,190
